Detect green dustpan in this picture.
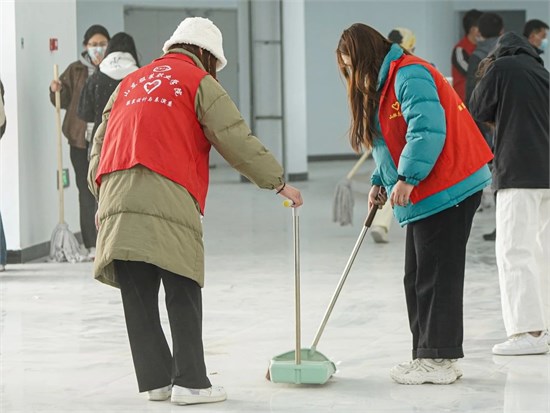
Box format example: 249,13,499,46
269,204,379,385
269,348,336,385
269,205,337,385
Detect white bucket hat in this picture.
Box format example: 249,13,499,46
162,17,227,71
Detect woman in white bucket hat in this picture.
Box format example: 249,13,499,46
88,17,302,406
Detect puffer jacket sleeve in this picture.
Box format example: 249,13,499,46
195,75,284,189
77,74,96,122
394,65,446,186
469,64,498,123
88,83,120,200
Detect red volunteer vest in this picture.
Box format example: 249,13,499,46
96,54,211,213
378,54,493,204
452,36,476,101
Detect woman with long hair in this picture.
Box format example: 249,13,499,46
337,23,493,384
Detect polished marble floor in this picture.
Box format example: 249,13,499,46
1,160,549,413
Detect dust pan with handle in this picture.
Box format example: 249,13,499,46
269,201,379,384
269,202,336,385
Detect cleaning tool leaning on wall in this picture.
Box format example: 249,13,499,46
87,17,302,406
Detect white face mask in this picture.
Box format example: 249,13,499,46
87,46,106,62
540,38,548,52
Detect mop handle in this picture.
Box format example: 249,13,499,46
53,64,65,225
292,206,302,365
345,149,371,180
310,204,378,350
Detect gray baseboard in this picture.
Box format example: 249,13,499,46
308,154,360,162
287,172,308,182
7,232,83,264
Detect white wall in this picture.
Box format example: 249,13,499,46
1,0,79,251
304,0,550,157
0,1,21,249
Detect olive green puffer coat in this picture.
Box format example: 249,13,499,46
88,50,284,288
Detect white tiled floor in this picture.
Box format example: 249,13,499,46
1,160,549,413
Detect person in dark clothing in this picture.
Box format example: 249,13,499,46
49,24,111,259
451,9,483,101
524,19,549,55
78,32,140,140
465,12,503,106
469,32,550,356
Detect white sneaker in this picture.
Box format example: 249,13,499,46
0,264,5,272
492,332,550,356
87,247,96,260
148,385,172,401
171,385,226,405
370,226,389,243
393,359,463,379
390,358,458,385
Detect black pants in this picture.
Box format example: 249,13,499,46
69,146,97,249
404,191,481,359
115,260,212,392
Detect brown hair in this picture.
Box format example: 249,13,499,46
337,24,409,152
476,55,495,80
169,43,218,80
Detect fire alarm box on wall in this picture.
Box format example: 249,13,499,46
50,38,58,51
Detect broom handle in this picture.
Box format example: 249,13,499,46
310,204,378,351
293,207,301,365
346,149,371,180
53,64,65,224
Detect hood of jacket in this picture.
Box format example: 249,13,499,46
492,32,544,65
475,36,499,56
99,52,139,80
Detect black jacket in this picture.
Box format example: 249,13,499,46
77,71,121,139
470,32,549,190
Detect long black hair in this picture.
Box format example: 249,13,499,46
104,32,140,67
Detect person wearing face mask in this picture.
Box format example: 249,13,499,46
524,19,549,55
78,32,140,143
49,24,110,260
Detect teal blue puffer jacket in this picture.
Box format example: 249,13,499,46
371,44,491,226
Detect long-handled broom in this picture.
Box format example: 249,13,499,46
49,64,86,263
332,149,371,226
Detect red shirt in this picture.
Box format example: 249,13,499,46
451,36,476,101
379,54,493,204
96,53,212,213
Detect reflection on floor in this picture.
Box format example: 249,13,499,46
2,160,548,413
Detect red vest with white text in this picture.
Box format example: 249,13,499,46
96,53,211,213
378,54,493,204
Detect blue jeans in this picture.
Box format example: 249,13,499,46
0,212,6,265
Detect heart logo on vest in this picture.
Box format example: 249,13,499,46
144,79,162,94
391,101,400,111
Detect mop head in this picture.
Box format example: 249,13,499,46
332,178,354,226
49,223,87,263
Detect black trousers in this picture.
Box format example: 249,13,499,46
69,146,97,249
115,260,212,392
404,191,481,359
